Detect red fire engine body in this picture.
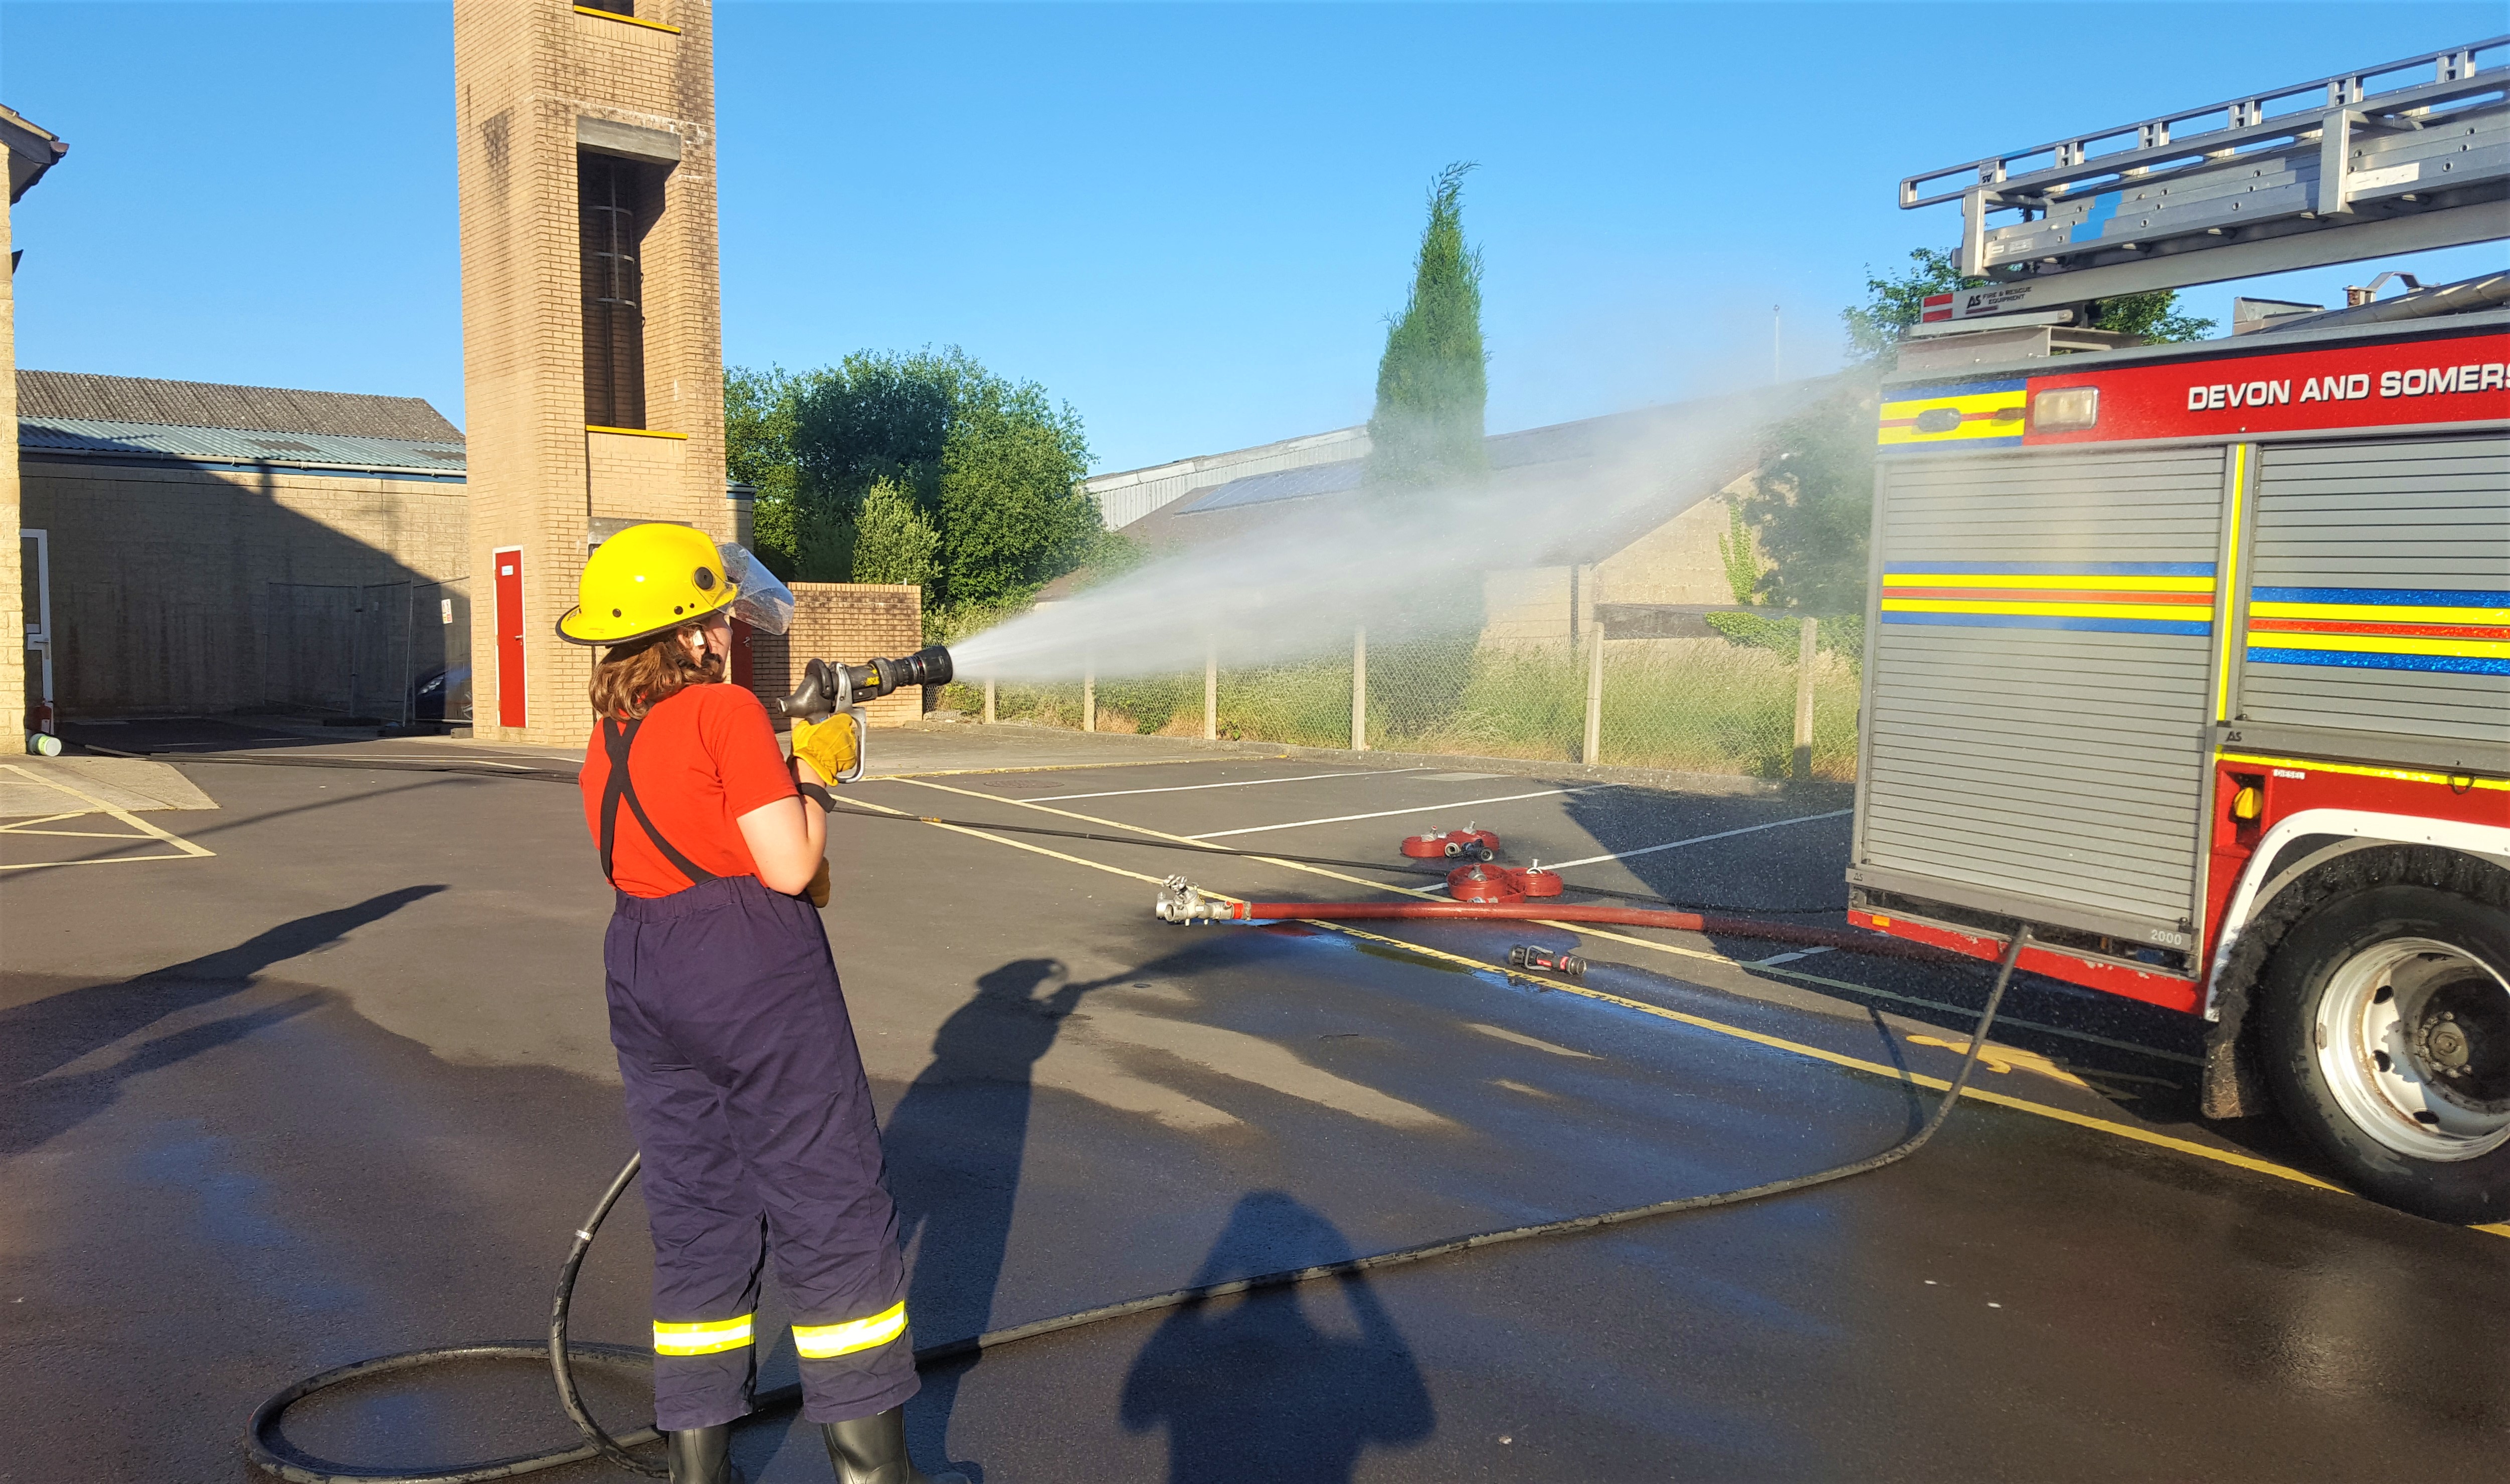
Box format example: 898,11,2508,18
1847,311,2508,1221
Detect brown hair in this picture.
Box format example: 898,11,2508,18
590,627,725,720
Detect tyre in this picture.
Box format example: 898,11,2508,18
2260,876,2510,1224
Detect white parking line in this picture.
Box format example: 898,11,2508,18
1187,787,1599,841
1032,768,1423,803
1542,809,1854,870
1752,946,1835,967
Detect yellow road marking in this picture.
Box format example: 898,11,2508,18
1316,922,2356,1198
843,791,2510,1232
882,776,2207,1074
0,765,215,870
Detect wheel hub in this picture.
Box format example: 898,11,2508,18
2315,937,2510,1162
2409,979,2510,1119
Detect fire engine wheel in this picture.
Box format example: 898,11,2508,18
2261,880,2510,1225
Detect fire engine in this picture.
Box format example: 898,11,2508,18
1849,38,2509,1222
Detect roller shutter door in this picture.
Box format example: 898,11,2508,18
2239,436,2509,747
1857,446,2225,936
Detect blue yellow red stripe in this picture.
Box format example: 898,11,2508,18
1881,562,2218,636
2244,586,2510,677
1877,379,2027,450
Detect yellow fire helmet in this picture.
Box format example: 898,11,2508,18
555,522,795,646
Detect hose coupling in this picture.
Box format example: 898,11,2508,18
1155,876,1240,923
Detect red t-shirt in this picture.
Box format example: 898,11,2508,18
580,683,798,898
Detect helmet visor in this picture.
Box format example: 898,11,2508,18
721,542,795,636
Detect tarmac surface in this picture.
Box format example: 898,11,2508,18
6,716,2506,1482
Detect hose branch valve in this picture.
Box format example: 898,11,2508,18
1155,876,1245,924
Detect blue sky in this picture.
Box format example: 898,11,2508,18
7,2,2505,473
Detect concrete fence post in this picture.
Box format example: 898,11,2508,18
1351,625,1368,752
1204,642,1218,741
1083,664,1096,733
983,677,996,725
1582,623,1605,765
1792,617,1818,780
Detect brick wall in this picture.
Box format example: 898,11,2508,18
18,458,470,715
1592,476,1756,608
456,0,725,746
746,583,925,726
1,186,21,750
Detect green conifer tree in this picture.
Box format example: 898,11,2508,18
1365,163,1488,492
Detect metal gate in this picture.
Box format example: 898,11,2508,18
2237,434,2510,753
1851,445,2231,944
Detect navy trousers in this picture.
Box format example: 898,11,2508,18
605,873,919,1430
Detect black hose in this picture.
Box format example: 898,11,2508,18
112,748,1848,913
244,931,2028,1481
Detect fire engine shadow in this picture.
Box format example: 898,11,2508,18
0,885,445,1158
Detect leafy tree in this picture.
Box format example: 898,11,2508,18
792,348,970,516
737,347,1101,608
1841,248,1975,362
848,477,941,588
2084,289,2215,342
724,364,832,573
1737,381,1882,615
1365,162,1488,492
932,375,1101,606
794,516,853,584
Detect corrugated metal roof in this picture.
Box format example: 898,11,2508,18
1171,459,1364,514
20,416,469,476
1086,424,1369,529
18,370,461,443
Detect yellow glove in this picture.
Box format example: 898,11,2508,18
790,711,861,783
806,856,831,909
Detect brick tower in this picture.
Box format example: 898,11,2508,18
454,0,727,746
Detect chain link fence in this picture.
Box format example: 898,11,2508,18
942,613,1862,782
262,577,471,724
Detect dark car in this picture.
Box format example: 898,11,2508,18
412,664,473,722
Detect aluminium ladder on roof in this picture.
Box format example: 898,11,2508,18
1899,37,2510,321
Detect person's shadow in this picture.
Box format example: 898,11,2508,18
884,958,1093,1469
1120,1191,1433,1483
0,885,444,1158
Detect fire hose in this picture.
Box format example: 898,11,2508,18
247,910,2031,1481
239,644,2030,1478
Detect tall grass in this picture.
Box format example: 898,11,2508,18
943,636,1859,780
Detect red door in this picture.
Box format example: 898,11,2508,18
493,547,525,729
731,617,754,690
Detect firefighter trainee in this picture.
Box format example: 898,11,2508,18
559,523,964,1484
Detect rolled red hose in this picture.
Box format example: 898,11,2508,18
1224,900,1948,961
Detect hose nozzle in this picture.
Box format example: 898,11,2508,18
1155,876,1241,923
772,645,955,719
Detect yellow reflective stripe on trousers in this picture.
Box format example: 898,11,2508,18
793,1301,908,1359
653,1314,756,1356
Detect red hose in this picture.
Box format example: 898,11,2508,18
1225,900,1946,962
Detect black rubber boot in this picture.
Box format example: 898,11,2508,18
667,1424,738,1484
822,1407,968,1484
